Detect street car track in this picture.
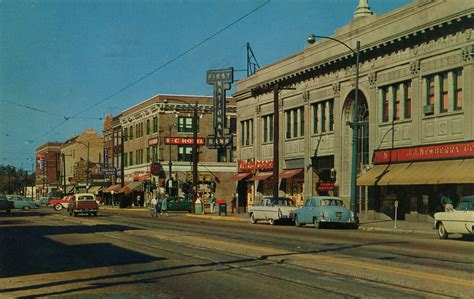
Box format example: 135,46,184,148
47,213,471,297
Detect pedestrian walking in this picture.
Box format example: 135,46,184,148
161,197,168,216
150,196,158,217
231,193,237,214
440,192,454,212
210,193,217,213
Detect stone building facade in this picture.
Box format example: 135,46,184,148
233,0,473,220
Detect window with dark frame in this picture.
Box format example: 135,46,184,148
440,73,448,113
404,81,412,119
178,146,193,161
454,68,463,111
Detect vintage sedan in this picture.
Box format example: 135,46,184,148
0,195,14,213
248,197,295,225
434,195,474,239
6,195,39,210
157,196,192,213
292,196,357,229
50,196,73,211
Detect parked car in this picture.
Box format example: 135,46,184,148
0,195,14,213
434,195,474,239
50,196,73,211
248,197,295,225
292,196,357,229
157,196,192,213
6,195,40,210
37,197,51,207
67,193,99,216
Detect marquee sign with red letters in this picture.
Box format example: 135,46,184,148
238,159,274,172
373,141,474,164
164,137,205,145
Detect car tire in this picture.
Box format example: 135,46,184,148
22,206,30,211
268,218,275,225
73,212,77,217
314,218,321,229
69,212,72,216
294,215,302,227
437,222,448,239
93,212,97,217
54,204,63,211
250,213,257,224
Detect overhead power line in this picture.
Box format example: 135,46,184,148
30,0,270,145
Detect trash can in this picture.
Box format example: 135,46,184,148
216,199,227,216
195,198,202,214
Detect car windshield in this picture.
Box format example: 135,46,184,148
267,198,293,206
320,199,345,207
456,198,474,211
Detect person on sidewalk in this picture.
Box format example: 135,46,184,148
160,197,168,216
210,193,217,213
440,192,454,212
231,193,237,214
150,196,158,217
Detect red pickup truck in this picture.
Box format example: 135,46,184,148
67,193,99,217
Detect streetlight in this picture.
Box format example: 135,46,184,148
163,99,201,214
307,34,360,223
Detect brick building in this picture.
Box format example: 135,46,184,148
108,94,237,207
35,142,62,198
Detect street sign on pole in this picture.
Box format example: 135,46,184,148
100,167,117,176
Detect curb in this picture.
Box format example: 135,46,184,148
185,213,245,222
100,207,148,212
358,225,435,235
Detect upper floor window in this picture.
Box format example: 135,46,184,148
380,81,411,122
404,81,412,119
129,151,133,166
312,104,318,134
123,152,128,167
153,116,158,133
285,107,304,139
328,101,334,131
217,148,227,162
146,119,150,135
178,146,192,161
129,126,133,140
393,86,400,121
178,117,198,133
440,73,448,113
453,68,463,111
426,75,435,106
135,122,143,138
241,119,253,146
262,114,274,143
381,87,389,122
320,104,326,133
123,128,128,142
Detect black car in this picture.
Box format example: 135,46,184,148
0,195,14,213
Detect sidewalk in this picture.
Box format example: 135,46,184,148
186,211,435,235
100,205,435,235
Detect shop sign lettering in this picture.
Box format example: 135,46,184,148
148,138,159,146
373,141,474,164
317,182,335,191
164,137,205,145
238,159,274,172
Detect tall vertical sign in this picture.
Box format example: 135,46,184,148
206,68,233,139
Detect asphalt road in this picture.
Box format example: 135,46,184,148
1,208,473,298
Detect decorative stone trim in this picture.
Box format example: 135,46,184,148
302,90,310,102
332,83,340,96
410,60,420,76
462,45,473,62
368,73,377,88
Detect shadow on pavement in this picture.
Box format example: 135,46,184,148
0,220,162,279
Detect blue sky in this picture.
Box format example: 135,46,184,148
0,0,412,169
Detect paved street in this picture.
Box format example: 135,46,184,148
1,208,473,298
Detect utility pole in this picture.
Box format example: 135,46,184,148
192,101,200,213
120,130,125,187
273,84,280,200
62,153,66,193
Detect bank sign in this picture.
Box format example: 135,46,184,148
206,68,233,139
373,141,474,164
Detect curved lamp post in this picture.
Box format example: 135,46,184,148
307,34,360,223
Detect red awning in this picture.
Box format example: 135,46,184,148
279,168,303,179
103,184,122,193
232,172,252,181
248,171,273,181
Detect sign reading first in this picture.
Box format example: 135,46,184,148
206,68,233,139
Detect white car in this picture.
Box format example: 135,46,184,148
434,196,474,239
248,197,295,225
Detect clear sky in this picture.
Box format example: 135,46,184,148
0,0,413,170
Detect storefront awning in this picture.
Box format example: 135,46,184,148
357,165,389,186
232,172,252,181
119,181,143,194
279,168,303,179
248,171,273,181
103,184,122,193
357,159,474,186
88,186,103,193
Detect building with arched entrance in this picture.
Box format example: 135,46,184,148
233,0,473,220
